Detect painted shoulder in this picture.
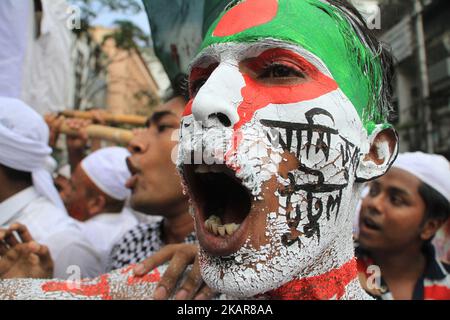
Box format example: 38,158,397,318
0,264,168,300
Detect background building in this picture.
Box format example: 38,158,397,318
376,0,450,158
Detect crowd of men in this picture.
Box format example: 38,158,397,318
0,0,449,300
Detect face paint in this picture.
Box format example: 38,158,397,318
202,0,389,133
177,0,397,300
178,41,373,299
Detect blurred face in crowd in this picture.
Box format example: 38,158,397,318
54,175,72,206
177,0,397,297
126,97,189,216
66,165,104,221
359,167,432,252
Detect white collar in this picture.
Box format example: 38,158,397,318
87,212,123,224
0,187,40,226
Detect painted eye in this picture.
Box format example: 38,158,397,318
259,64,305,79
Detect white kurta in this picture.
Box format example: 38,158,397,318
0,0,74,114
0,187,102,279
76,207,139,273
0,187,70,241
0,0,31,98
21,0,74,115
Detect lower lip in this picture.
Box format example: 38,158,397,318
195,205,252,257
359,221,381,235
126,175,138,190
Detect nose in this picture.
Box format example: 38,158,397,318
191,63,245,127
128,131,148,154
363,193,384,216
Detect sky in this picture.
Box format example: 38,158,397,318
92,4,151,35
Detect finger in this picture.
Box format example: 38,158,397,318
153,250,196,300
27,252,40,266
0,229,7,241
5,244,23,262
4,230,20,247
194,284,216,300
9,223,34,243
174,257,203,300
36,243,53,267
133,244,183,276
0,240,9,256
0,230,10,255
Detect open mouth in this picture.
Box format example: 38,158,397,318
183,163,253,256
361,216,382,232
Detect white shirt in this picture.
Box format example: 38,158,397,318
21,0,74,115
76,207,138,273
0,187,69,240
0,187,102,279
0,0,31,98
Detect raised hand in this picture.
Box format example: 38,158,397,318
0,223,53,279
132,243,216,300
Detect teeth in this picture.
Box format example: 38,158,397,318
217,226,226,236
212,223,218,234
204,215,240,237
225,223,239,235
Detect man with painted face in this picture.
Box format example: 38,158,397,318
177,0,398,299
0,0,398,300
357,152,450,300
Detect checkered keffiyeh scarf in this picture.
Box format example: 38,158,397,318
108,220,197,271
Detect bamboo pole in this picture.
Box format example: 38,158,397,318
60,110,147,126
59,123,134,145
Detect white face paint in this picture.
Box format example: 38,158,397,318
177,41,372,298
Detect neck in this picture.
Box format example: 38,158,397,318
263,229,371,300
161,206,194,244
371,243,425,281
0,181,31,203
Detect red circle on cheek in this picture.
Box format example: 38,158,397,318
213,0,279,37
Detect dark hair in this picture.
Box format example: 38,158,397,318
169,73,190,102
321,0,396,123
0,164,32,185
223,0,395,123
419,182,450,223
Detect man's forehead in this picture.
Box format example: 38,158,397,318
150,98,186,121
377,168,422,193
200,0,380,129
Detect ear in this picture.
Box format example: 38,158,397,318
420,218,445,242
356,125,399,182
87,195,106,217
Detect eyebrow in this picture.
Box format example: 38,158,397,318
387,186,411,198
146,111,174,127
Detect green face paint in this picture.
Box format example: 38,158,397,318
200,0,387,132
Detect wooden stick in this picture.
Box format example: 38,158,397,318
60,110,147,126
60,123,134,145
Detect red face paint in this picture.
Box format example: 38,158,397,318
263,258,358,300
234,48,338,130
213,0,279,37
185,48,338,170
183,99,194,117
